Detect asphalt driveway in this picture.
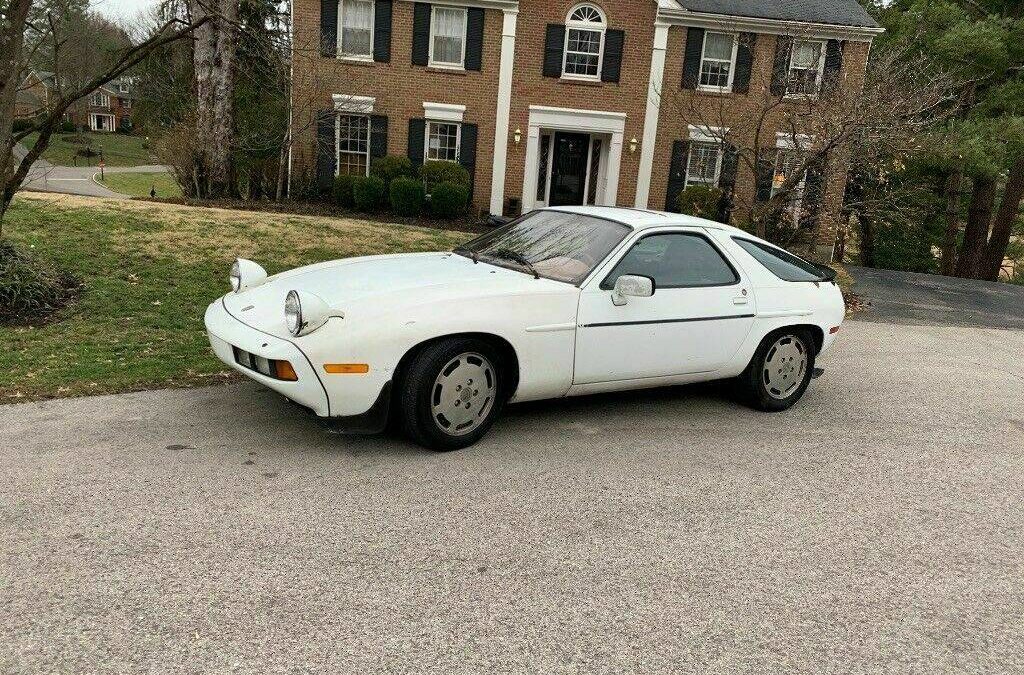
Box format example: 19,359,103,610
2,319,1023,673
848,265,1024,329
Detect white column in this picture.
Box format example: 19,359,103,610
489,9,518,216
634,22,669,209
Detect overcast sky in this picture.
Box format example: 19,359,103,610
92,0,160,24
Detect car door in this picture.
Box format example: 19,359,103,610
573,229,756,384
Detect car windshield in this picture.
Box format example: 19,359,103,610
455,211,631,284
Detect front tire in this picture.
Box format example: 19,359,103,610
738,329,815,412
399,338,505,451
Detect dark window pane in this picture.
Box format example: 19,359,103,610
732,237,824,281
603,233,738,289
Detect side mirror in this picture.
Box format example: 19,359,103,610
611,274,655,306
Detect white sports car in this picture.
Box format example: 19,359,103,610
205,206,845,450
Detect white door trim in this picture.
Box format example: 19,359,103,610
521,105,626,213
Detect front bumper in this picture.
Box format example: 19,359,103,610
205,299,331,417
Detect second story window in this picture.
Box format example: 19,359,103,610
787,39,825,96
699,32,737,91
430,6,467,68
91,91,110,107
426,121,460,162
563,4,605,80
339,0,373,58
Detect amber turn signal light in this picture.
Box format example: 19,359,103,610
323,363,369,374
274,360,299,381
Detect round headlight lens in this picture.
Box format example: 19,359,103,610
230,260,241,292
284,290,302,336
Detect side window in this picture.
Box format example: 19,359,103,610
732,237,823,281
602,233,739,289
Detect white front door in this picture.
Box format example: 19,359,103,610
573,229,756,384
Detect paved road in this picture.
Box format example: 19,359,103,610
2,320,1023,673
848,265,1024,329
13,142,170,198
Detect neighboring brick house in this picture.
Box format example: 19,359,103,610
79,79,134,132
14,71,56,119
290,0,881,259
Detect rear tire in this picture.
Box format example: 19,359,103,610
399,338,506,451
737,329,815,412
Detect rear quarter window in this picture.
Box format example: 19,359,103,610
732,238,824,282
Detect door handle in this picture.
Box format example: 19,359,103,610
733,296,748,305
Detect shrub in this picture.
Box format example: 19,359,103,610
419,160,470,193
0,240,81,326
429,181,470,219
390,177,425,216
352,175,387,211
332,174,357,207
60,120,76,133
676,184,723,220
12,118,35,132
370,155,414,187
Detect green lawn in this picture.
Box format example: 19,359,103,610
99,171,183,199
22,131,156,167
0,194,471,402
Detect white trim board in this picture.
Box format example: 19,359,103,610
423,101,466,122
657,8,884,42
333,94,376,113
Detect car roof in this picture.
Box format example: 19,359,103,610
543,205,752,236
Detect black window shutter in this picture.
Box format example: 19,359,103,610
465,8,485,71
755,147,776,202
681,27,704,89
822,39,844,93
601,29,625,83
408,118,426,167
665,140,690,212
770,36,793,96
458,122,478,200
543,24,566,78
717,143,739,222
733,33,756,94
799,155,827,229
412,3,431,66
320,0,338,58
369,114,388,159
373,0,392,63
316,110,336,193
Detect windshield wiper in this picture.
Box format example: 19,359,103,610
490,248,540,279
453,246,479,264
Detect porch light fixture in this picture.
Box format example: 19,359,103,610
513,128,522,145
629,137,639,154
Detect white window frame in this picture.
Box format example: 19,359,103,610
697,32,738,93
428,5,468,70
562,3,606,82
772,133,814,226
684,141,723,188
117,81,129,94
786,39,827,98
424,120,462,163
335,113,371,177
91,91,110,108
337,0,375,61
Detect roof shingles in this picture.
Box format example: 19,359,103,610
671,0,879,29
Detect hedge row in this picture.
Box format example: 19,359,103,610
331,156,471,219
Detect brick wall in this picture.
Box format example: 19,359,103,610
502,0,658,210
290,0,504,208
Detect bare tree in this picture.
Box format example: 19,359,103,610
0,0,211,231
665,27,957,258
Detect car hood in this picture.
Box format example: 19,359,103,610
221,252,574,336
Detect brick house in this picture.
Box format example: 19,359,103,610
290,0,881,258
79,79,134,132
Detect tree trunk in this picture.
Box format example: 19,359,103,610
0,0,33,238
859,215,876,268
955,176,996,278
940,168,962,276
980,157,1024,281
190,0,238,199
